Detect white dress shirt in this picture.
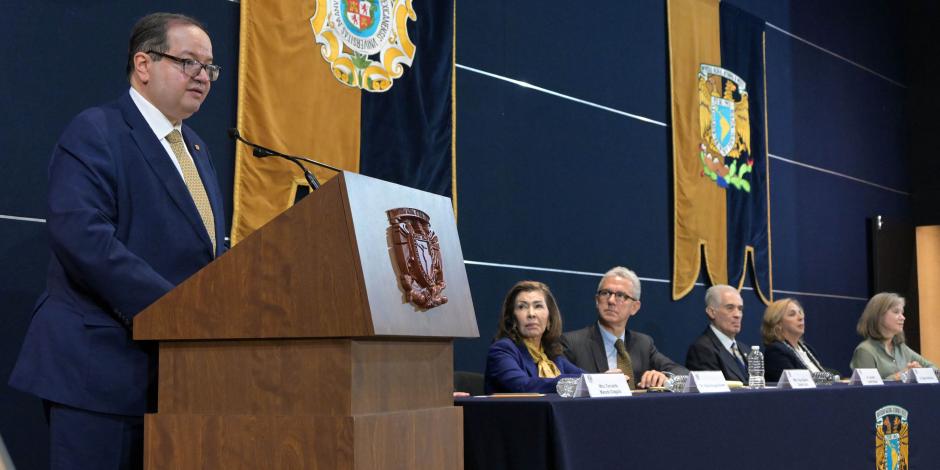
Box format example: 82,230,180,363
128,87,190,179
710,324,745,363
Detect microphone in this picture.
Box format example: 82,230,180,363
251,147,277,158
228,128,342,173
228,128,342,191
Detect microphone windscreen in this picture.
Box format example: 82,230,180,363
253,147,274,157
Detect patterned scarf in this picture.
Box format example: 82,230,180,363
523,338,561,378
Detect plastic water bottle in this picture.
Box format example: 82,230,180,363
747,345,765,388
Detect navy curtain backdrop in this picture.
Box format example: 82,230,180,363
720,3,771,296
1,1,934,468
359,0,454,198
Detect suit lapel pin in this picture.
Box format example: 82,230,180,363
194,144,201,151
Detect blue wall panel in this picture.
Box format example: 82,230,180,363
458,0,669,123
765,30,909,190
731,0,906,83
770,161,911,296
457,71,671,276
0,221,50,468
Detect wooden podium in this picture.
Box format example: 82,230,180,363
133,172,479,469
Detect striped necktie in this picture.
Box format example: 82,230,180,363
165,129,216,254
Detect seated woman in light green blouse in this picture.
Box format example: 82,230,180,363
850,292,936,380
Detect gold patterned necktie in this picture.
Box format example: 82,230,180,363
165,129,216,254
614,338,635,388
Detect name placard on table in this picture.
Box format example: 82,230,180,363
683,371,731,393
776,369,816,389
849,368,884,386
574,373,632,397
907,368,939,384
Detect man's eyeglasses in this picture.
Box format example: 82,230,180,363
148,50,221,82
596,289,637,303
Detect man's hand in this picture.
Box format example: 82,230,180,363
637,370,668,388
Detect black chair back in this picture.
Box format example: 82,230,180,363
454,370,485,396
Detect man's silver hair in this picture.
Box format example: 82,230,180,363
597,266,641,300
705,284,737,308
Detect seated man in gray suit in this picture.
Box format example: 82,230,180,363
685,284,750,382
562,266,688,389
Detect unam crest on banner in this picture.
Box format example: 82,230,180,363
697,63,753,192
310,0,417,92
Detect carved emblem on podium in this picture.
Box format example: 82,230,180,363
387,208,448,309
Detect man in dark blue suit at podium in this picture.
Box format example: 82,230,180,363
8,12,226,469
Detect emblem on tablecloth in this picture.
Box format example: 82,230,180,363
875,405,909,470
310,0,416,92
387,208,447,309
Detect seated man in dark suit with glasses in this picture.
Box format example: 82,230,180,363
561,266,688,389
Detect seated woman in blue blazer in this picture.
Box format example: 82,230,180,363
484,281,583,394
761,298,832,382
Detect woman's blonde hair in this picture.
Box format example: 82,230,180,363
760,298,802,344
856,292,905,343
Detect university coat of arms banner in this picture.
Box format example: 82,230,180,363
668,0,772,302
232,0,456,244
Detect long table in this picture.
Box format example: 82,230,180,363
456,382,940,470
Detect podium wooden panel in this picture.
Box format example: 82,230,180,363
134,172,477,469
